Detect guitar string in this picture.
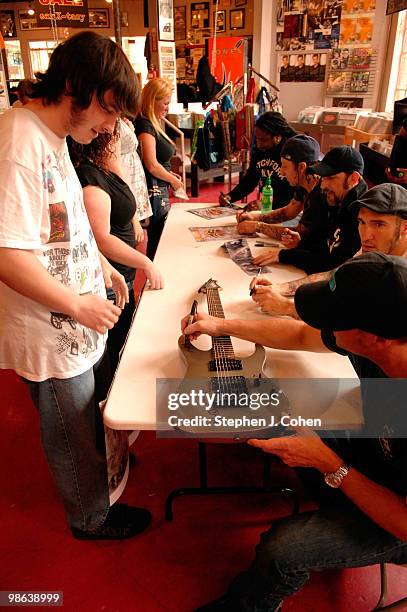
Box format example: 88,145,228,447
207,288,237,398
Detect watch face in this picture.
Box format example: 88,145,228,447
325,465,349,488
325,473,342,488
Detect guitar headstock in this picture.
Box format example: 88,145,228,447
199,278,222,294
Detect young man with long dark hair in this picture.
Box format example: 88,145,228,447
0,32,151,539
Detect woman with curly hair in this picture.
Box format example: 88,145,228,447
69,128,163,372
135,78,183,259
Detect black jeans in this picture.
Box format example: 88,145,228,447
106,285,136,374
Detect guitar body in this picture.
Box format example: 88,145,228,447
178,337,266,380
172,280,288,437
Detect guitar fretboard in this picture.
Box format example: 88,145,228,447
206,288,238,366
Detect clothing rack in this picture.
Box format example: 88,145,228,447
163,117,187,191
203,81,233,110
248,65,280,93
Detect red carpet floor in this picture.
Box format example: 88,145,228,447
1,183,406,611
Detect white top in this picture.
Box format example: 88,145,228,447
0,108,106,381
119,118,152,221
104,203,360,430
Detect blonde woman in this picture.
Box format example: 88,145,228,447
135,78,183,259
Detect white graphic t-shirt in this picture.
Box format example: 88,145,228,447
0,108,107,381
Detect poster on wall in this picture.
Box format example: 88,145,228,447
0,10,17,38
174,6,186,40
279,52,327,82
157,0,174,41
158,41,177,100
207,36,245,83
276,0,375,53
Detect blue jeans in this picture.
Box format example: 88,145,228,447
22,351,112,531
226,505,407,611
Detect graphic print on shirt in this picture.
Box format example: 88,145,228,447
82,326,99,356
257,159,284,180
329,227,341,252
55,331,80,357
48,201,71,243
50,311,77,330
45,247,71,286
71,241,89,265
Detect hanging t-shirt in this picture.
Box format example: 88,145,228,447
0,108,106,382
76,161,137,284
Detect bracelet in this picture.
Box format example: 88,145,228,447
256,221,262,233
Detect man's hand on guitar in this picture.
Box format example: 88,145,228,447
181,312,222,340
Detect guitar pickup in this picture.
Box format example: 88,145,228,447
208,359,243,371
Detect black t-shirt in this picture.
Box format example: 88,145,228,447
135,117,176,188
76,161,137,283
321,329,407,497
279,183,328,266
278,179,366,274
227,137,295,209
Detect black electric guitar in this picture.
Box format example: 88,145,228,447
177,279,288,436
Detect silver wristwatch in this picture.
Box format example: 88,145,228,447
324,463,350,488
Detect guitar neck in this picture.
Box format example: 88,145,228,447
206,288,235,358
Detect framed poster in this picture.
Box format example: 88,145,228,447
386,0,407,13
158,41,177,101
19,9,49,31
0,10,17,39
191,2,210,29
174,6,186,40
89,9,110,28
230,9,245,29
214,10,226,32
158,0,174,40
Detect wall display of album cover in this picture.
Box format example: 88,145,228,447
276,0,376,61
349,70,370,92
326,46,374,98
280,52,327,82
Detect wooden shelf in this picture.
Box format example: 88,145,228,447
344,126,390,146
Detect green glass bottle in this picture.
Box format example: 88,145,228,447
261,177,273,214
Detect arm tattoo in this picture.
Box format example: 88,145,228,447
261,209,289,224
260,224,289,240
280,270,333,296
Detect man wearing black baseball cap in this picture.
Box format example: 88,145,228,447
252,145,367,274
219,111,296,210
185,253,407,612
237,134,325,245
250,182,407,318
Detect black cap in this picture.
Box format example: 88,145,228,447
294,252,407,339
281,134,321,164
311,145,364,177
255,111,294,137
351,183,407,220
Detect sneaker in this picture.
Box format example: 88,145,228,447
71,503,152,540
